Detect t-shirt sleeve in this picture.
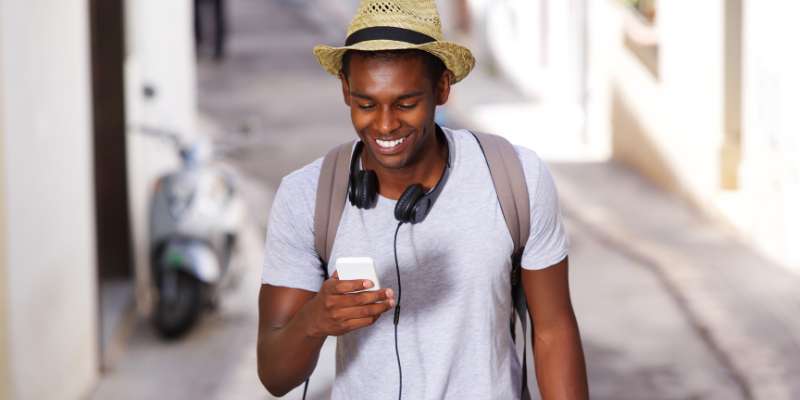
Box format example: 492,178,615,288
261,161,326,292
516,147,570,270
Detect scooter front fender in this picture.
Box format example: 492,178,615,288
159,240,221,284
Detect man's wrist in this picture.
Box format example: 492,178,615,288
295,297,325,340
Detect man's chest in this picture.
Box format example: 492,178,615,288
328,183,516,300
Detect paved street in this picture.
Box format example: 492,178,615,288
90,1,800,399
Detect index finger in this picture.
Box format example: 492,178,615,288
331,278,373,294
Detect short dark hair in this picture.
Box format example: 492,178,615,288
341,49,447,87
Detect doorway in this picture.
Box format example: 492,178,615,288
89,0,136,370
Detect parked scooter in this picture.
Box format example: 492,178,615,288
139,126,245,338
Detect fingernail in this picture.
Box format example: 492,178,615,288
363,280,373,288
389,299,396,307
386,288,394,298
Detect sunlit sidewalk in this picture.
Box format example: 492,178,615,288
555,160,800,400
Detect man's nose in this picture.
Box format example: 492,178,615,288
376,107,401,135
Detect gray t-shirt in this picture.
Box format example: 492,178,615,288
262,127,569,399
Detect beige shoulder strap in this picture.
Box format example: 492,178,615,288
470,132,530,253
313,141,354,273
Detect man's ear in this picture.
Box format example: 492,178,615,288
339,72,352,107
435,70,453,106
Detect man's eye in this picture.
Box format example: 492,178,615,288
358,104,375,110
398,103,418,110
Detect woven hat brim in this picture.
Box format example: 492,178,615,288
313,40,475,83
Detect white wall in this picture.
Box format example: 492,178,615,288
0,13,10,396
596,0,800,271
658,0,726,197
603,0,726,201
124,0,197,313
0,0,98,398
473,0,584,102
737,2,800,270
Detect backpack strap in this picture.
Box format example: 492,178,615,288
469,132,531,258
313,141,355,279
307,142,353,399
470,131,532,400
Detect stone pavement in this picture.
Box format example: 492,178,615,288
90,1,800,399
552,162,800,400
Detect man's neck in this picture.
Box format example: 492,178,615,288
368,124,448,200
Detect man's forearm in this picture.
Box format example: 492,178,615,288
532,318,589,399
257,303,327,396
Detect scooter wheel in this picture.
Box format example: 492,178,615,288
153,270,203,338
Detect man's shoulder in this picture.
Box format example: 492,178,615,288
273,157,324,214
280,157,323,192
513,144,544,172
443,125,545,174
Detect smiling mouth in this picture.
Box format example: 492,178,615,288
375,136,407,149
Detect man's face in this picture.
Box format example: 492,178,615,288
341,53,450,171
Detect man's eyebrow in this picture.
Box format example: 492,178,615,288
350,91,373,100
349,91,425,101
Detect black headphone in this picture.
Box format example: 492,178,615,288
348,128,451,224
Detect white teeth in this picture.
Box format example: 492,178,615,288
376,137,406,149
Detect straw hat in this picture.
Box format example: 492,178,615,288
313,0,475,83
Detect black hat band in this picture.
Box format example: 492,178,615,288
345,26,436,46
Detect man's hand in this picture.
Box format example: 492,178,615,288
257,273,395,396
300,272,396,338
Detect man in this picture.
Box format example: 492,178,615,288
194,0,226,60
257,1,588,398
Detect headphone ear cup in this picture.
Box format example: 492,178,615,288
395,184,425,223
350,170,378,209
360,170,378,208
348,172,358,206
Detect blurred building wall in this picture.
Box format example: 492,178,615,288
601,0,725,200
460,0,602,160
594,0,800,271
737,2,800,270
124,0,198,314
0,0,198,396
471,0,585,102
0,22,10,397
0,0,99,398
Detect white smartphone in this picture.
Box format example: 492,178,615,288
334,257,381,292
